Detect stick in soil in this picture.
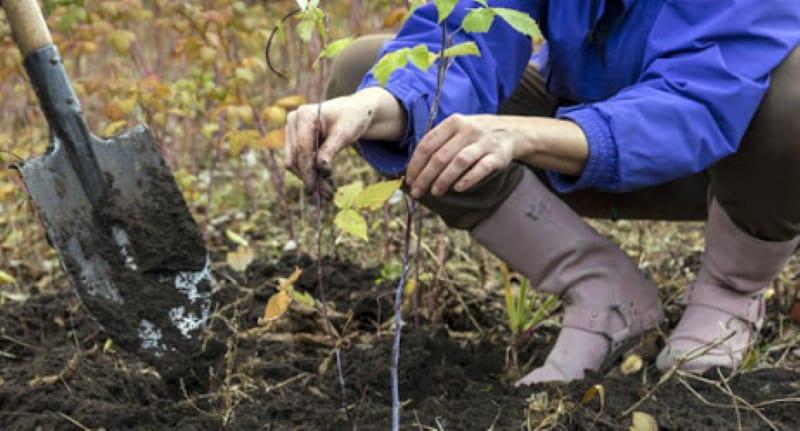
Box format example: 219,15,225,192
392,197,415,431
391,22,450,430
266,13,352,428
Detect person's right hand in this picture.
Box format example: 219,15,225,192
284,87,406,189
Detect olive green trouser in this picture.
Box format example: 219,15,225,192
326,35,800,242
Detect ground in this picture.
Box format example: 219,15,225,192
0,1,799,430
1,247,798,430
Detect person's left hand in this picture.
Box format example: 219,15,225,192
405,114,521,199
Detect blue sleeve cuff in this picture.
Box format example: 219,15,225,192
548,105,620,193
354,76,432,177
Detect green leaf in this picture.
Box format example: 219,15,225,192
442,41,480,58
407,44,437,72
319,37,353,60
290,289,316,307
335,209,368,241
372,49,410,87
296,17,315,42
462,8,495,33
355,180,403,210
493,8,542,39
334,181,364,209
434,0,458,23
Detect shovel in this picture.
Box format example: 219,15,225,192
3,0,214,376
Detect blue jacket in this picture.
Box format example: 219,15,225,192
357,0,800,193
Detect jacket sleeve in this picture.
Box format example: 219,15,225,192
550,1,800,193
356,0,542,176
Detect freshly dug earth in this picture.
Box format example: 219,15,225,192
0,255,798,430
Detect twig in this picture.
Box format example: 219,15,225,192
265,9,301,80
391,197,415,431
680,371,780,431
56,412,91,431
619,331,735,417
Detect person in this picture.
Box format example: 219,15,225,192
283,0,800,384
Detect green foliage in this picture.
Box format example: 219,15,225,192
318,37,353,60
501,263,559,336
333,180,402,241
493,7,542,39
442,41,480,58
372,1,540,88
462,7,495,33
433,0,459,23
372,44,439,86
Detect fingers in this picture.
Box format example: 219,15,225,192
454,153,504,193
405,115,460,183
429,142,491,197
318,125,357,170
408,131,473,198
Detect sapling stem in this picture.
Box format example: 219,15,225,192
391,21,450,431
267,9,352,428
391,197,415,431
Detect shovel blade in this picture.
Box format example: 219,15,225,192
19,125,212,375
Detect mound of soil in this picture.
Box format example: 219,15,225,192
0,255,798,430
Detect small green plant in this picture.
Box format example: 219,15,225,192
500,262,559,336
333,179,402,241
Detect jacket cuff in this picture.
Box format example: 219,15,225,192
355,77,431,177
547,105,619,193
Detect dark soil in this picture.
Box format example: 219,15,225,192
0,255,798,430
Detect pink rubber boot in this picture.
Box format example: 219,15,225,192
656,201,799,372
471,170,665,384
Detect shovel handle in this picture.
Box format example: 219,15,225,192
3,0,53,56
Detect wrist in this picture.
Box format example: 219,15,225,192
355,87,407,141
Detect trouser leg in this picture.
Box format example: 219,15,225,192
709,46,800,242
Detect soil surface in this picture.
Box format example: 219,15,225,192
0,255,798,430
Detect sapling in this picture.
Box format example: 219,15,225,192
372,1,540,429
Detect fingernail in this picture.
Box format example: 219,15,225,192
411,188,421,199
454,183,464,192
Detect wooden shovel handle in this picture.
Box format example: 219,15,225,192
3,0,53,56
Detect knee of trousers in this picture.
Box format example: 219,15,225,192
325,34,393,100
710,46,800,242
414,164,525,231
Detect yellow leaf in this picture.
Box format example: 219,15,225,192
581,384,605,411
225,229,249,246
263,290,291,321
630,411,658,431
334,209,368,241
620,354,643,375
261,105,287,126
404,279,416,298
333,181,364,209
226,245,254,272
355,180,402,210
262,129,285,150
0,270,16,285
275,94,306,109
102,121,128,137
383,7,409,28
225,129,261,156
278,267,304,291
108,29,136,55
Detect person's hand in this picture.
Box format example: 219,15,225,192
284,87,406,190
405,114,522,199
